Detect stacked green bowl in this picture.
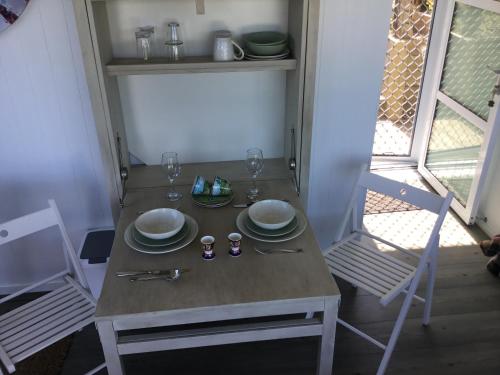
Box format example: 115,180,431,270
243,31,288,56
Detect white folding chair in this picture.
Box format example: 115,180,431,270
0,200,105,375
323,170,453,375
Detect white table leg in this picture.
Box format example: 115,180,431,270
317,297,339,375
96,321,124,375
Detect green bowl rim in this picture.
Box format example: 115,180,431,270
243,31,288,46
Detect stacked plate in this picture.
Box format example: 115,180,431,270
192,193,234,208
236,200,307,243
124,208,198,254
245,50,290,61
243,31,290,61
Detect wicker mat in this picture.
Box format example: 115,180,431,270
13,336,73,375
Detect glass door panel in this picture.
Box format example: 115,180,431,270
425,101,483,205
439,2,499,120
418,0,500,224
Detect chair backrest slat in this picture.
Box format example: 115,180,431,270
0,208,58,246
358,171,444,214
0,200,90,293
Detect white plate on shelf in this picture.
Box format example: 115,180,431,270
236,208,307,243
124,214,198,254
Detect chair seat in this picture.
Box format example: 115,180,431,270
324,236,416,306
0,279,95,365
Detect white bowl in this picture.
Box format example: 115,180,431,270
134,208,185,240
248,200,295,230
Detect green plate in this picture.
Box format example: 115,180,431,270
192,193,234,208
244,213,298,237
132,222,189,247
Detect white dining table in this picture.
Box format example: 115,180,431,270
95,162,341,374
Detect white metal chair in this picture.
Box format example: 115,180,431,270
323,170,453,375
0,200,105,375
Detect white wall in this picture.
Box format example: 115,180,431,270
0,0,112,291
478,142,500,237
306,0,393,248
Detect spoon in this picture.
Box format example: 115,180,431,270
129,269,182,282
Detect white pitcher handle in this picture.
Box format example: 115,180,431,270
232,41,245,61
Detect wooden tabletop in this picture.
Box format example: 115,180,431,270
95,169,339,321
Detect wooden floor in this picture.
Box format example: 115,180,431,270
60,242,500,375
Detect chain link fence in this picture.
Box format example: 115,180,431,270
372,0,434,156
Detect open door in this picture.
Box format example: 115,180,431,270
418,0,500,225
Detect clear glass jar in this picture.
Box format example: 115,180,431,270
135,30,154,61
165,22,184,61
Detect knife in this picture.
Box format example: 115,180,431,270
233,199,290,208
116,268,190,277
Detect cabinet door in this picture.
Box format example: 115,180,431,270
74,0,129,221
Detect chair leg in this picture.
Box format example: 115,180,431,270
376,292,414,375
422,243,438,326
84,362,106,375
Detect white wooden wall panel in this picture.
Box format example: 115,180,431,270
118,71,286,165
0,0,112,292
306,0,393,248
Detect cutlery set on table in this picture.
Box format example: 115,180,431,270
116,268,189,282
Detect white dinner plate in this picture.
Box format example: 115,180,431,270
124,214,198,254
244,214,298,237
236,208,307,243
132,223,189,247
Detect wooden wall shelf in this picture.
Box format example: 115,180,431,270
106,57,297,76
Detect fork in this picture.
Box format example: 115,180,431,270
254,247,303,255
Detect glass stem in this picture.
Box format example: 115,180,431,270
170,179,175,194
253,176,257,191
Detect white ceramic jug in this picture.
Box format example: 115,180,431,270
213,30,244,61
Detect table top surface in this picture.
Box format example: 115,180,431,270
95,162,339,320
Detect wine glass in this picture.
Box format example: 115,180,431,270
161,152,182,201
246,148,264,200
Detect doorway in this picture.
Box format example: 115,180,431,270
372,0,500,226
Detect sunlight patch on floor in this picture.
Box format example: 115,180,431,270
363,209,478,251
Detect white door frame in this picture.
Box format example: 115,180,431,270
416,0,500,225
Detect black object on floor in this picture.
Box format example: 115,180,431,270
80,230,115,264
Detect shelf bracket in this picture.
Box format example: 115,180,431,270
195,0,205,15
